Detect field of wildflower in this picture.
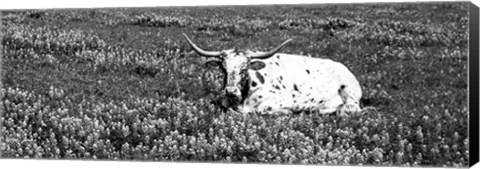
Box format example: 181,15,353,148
0,2,470,167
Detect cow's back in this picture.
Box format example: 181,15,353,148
243,53,362,113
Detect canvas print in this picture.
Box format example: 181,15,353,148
0,2,474,167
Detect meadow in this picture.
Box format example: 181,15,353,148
0,2,469,167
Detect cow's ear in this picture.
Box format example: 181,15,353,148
204,60,222,68
248,61,266,70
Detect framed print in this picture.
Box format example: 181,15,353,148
1,1,478,168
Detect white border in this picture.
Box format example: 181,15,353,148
0,0,478,169
0,0,476,9
0,159,478,169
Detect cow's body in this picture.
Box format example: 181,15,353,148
182,34,362,116
239,52,362,115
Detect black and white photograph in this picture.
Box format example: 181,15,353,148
0,1,478,168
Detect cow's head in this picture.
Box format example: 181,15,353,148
183,33,292,103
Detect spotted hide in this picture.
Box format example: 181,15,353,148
183,33,362,116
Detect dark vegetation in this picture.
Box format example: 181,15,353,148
0,2,469,167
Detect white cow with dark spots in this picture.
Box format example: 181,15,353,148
183,33,363,116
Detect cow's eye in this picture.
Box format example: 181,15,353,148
240,69,248,75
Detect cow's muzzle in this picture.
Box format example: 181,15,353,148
225,86,241,99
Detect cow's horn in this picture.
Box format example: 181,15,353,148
250,39,293,59
182,33,221,58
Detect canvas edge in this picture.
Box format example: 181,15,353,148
469,1,480,167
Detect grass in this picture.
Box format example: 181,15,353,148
0,2,469,167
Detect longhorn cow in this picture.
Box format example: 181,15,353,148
183,34,363,116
